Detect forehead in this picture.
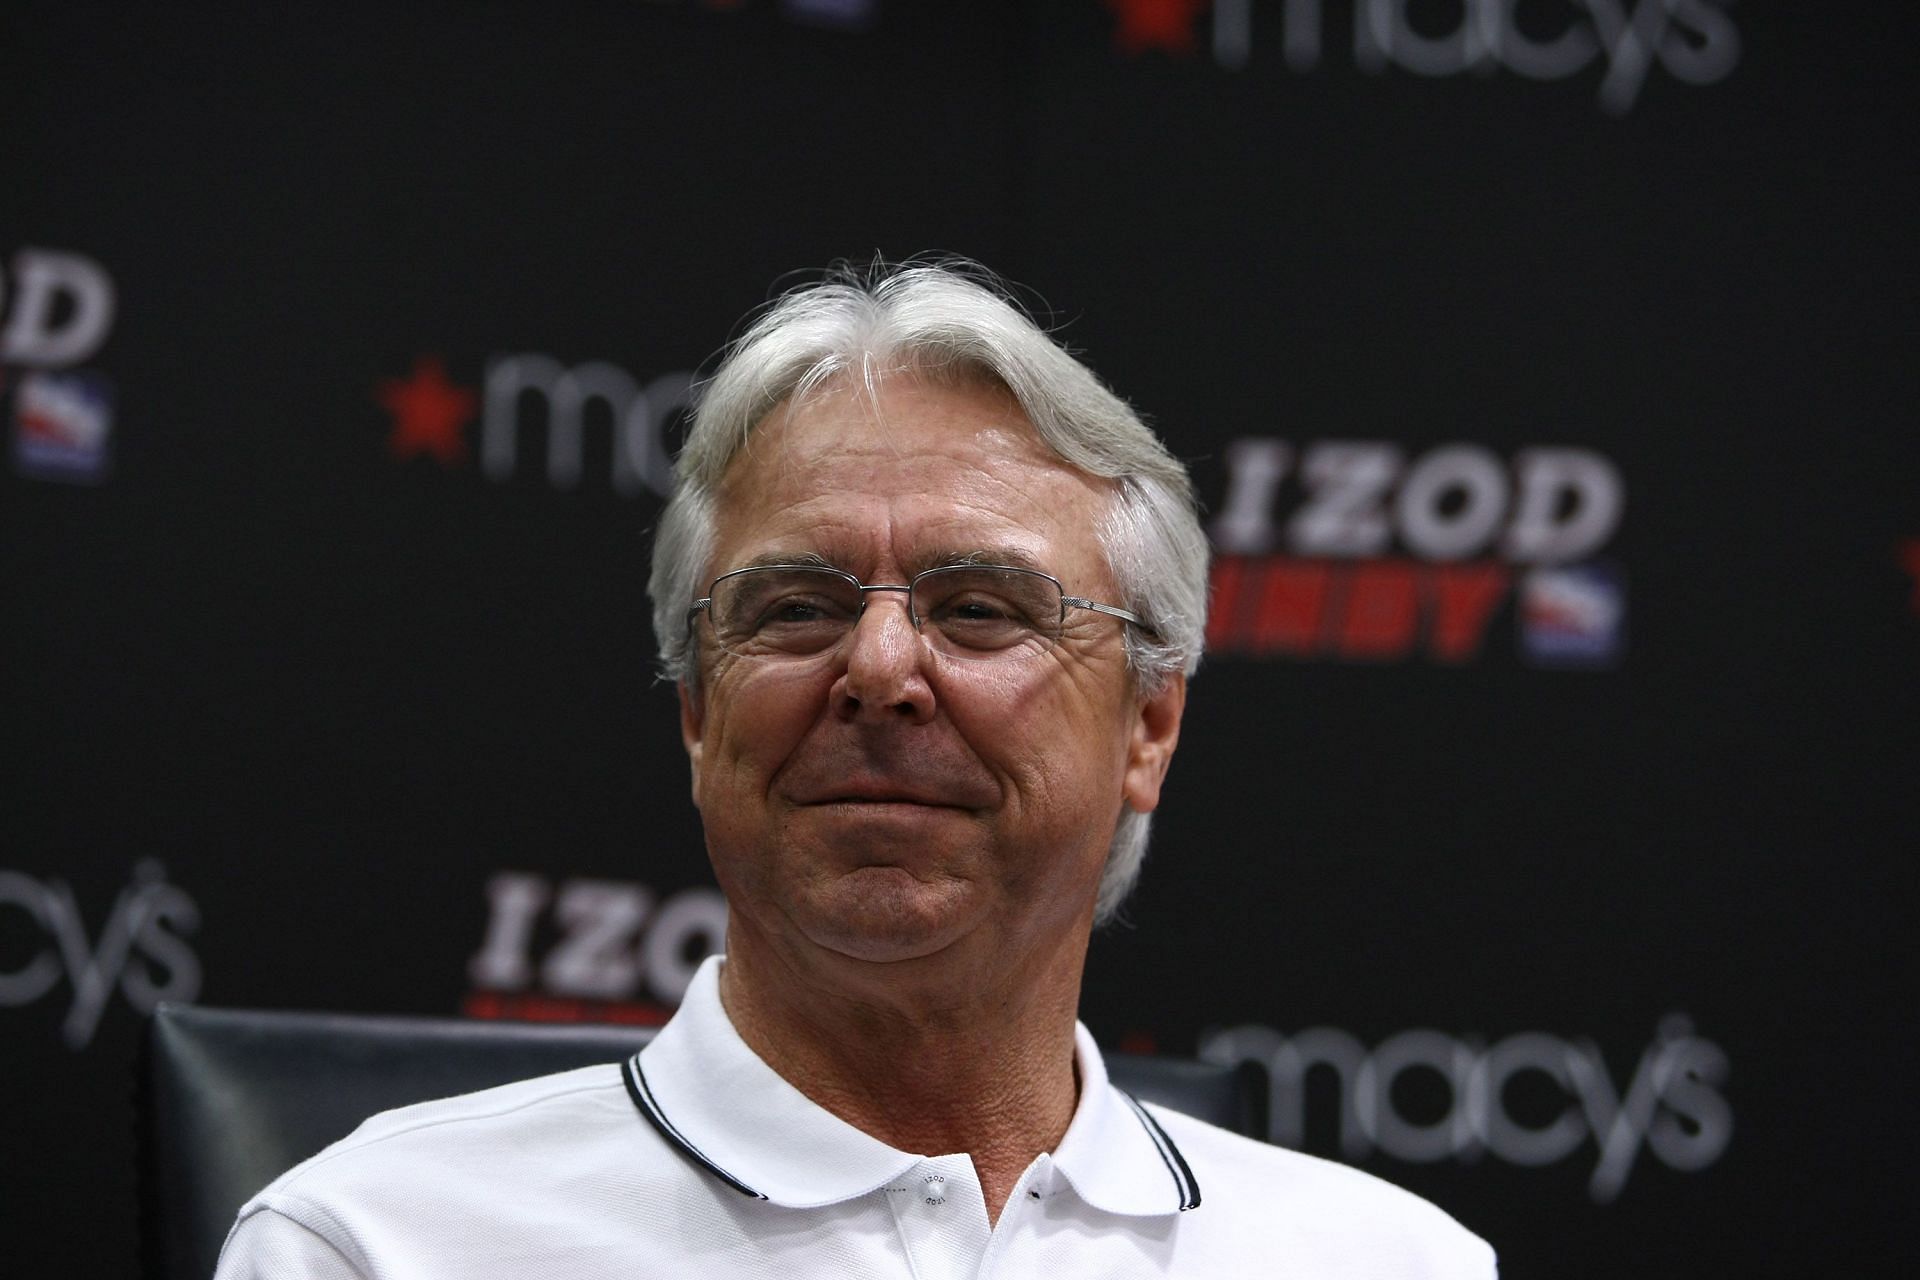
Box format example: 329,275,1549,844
707,376,1118,581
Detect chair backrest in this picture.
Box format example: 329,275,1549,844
141,1002,1267,1280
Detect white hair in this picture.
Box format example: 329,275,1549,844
649,259,1209,923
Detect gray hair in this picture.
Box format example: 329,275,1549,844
648,259,1209,923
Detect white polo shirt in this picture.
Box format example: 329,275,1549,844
216,958,1495,1279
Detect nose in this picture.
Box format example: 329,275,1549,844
831,588,936,724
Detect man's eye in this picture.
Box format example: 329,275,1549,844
935,594,1034,629
763,597,824,623
948,597,1013,621
751,593,856,628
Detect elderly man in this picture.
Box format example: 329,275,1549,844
214,261,1494,1278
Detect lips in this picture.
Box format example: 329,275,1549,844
793,779,974,809
778,740,999,812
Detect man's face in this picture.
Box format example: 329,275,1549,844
680,375,1184,977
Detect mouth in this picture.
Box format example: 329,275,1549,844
789,777,982,811
779,752,999,812
809,793,966,809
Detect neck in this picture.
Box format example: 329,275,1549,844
718,926,1090,1225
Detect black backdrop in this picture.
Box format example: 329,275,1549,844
4,3,1915,1276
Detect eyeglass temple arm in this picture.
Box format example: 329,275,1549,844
1063,596,1148,628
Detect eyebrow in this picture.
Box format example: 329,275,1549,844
733,550,839,571
930,547,1047,573
727,546,1049,576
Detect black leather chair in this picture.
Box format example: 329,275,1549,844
140,1003,1267,1280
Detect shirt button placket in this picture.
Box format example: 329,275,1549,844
886,1156,991,1280
976,1155,1053,1280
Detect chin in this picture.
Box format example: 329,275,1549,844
799,867,979,964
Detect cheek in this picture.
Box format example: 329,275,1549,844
962,670,1133,821
698,665,829,790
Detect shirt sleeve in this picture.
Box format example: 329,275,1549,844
212,1206,370,1280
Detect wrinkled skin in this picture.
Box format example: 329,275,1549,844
681,375,1185,1000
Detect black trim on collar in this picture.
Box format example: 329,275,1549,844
1118,1091,1202,1211
622,1054,768,1200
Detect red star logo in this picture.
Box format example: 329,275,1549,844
1106,0,1207,56
377,354,476,464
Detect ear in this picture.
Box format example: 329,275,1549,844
678,680,705,802
1121,671,1186,814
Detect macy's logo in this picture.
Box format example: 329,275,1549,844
0,861,201,1050
1199,1014,1731,1202
376,353,694,497
1110,0,1740,116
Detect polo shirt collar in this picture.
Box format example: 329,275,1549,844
627,957,918,1208
628,956,1198,1217
1052,1021,1202,1216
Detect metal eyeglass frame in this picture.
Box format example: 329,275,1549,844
686,562,1154,660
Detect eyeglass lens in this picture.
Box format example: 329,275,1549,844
709,566,1065,661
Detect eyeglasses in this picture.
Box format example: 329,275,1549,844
688,563,1151,663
